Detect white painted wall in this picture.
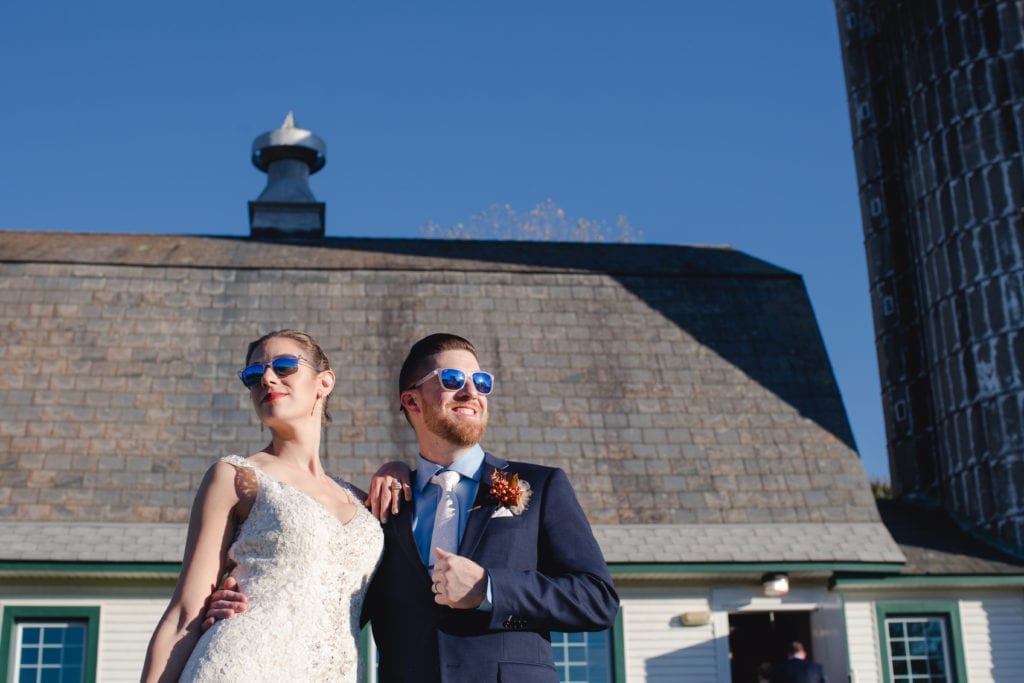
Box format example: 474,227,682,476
618,586,721,682
842,597,882,683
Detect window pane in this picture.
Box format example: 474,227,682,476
64,628,85,647
20,646,40,665
14,620,88,683
42,629,64,645
552,630,612,683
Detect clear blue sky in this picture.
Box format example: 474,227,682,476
0,1,890,480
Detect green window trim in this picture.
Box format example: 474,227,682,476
0,605,100,683
608,562,903,575
611,607,625,683
874,600,967,683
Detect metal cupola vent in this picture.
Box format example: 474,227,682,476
248,112,326,238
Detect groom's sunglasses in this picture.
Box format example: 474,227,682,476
238,355,322,388
410,368,494,395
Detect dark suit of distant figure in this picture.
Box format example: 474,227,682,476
776,653,827,683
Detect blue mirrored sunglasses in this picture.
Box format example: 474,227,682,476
238,355,322,388
410,368,494,395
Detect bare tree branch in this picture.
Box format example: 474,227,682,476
419,199,643,243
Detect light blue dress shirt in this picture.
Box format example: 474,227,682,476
412,444,485,568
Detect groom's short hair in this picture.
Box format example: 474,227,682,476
398,333,479,397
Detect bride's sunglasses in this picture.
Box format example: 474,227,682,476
410,368,494,395
238,355,322,388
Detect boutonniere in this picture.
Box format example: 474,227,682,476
488,470,531,515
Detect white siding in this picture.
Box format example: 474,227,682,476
619,586,721,682
842,598,882,683
842,588,1024,683
98,599,168,681
960,593,1024,681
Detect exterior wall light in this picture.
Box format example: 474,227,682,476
761,573,789,597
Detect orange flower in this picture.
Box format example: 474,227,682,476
489,470,531,515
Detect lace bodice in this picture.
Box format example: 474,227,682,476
179,455,384,682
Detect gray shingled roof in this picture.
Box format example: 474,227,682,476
877,499,1024,575
1,231,897,565
0,521,905,566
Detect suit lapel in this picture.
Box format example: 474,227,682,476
459,453,507,559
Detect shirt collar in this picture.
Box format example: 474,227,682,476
415,444,485,492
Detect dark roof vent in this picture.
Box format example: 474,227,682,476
248,112,326,238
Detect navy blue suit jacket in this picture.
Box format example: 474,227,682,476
362,453,619,683
777,658,828,683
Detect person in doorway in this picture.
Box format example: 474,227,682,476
775,641,827,683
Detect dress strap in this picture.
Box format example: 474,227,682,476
219,454,257,470
218,455,259,518
329,475,367,506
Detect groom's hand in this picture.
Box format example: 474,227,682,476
200,576,248,631
366,461,413,523
431,548,486,609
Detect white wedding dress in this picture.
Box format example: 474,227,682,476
179,455,384,682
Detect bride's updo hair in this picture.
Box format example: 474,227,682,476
245,329,333,425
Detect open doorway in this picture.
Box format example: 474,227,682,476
728,611,812,682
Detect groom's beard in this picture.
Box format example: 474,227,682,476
422,397,487,447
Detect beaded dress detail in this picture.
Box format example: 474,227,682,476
180,455,383,682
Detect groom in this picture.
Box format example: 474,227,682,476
364,332,618,682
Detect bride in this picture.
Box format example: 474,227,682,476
142,330,385,682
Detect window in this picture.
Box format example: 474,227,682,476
552,629,613,683
0,607,99,683
885,616,952,682
876,602,966,683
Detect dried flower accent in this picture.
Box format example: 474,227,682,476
489,470,531,515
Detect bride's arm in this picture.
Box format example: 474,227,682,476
141,462,241,683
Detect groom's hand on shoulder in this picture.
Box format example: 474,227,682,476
431,548,487,610
366,461,413,523
200,576,248,631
